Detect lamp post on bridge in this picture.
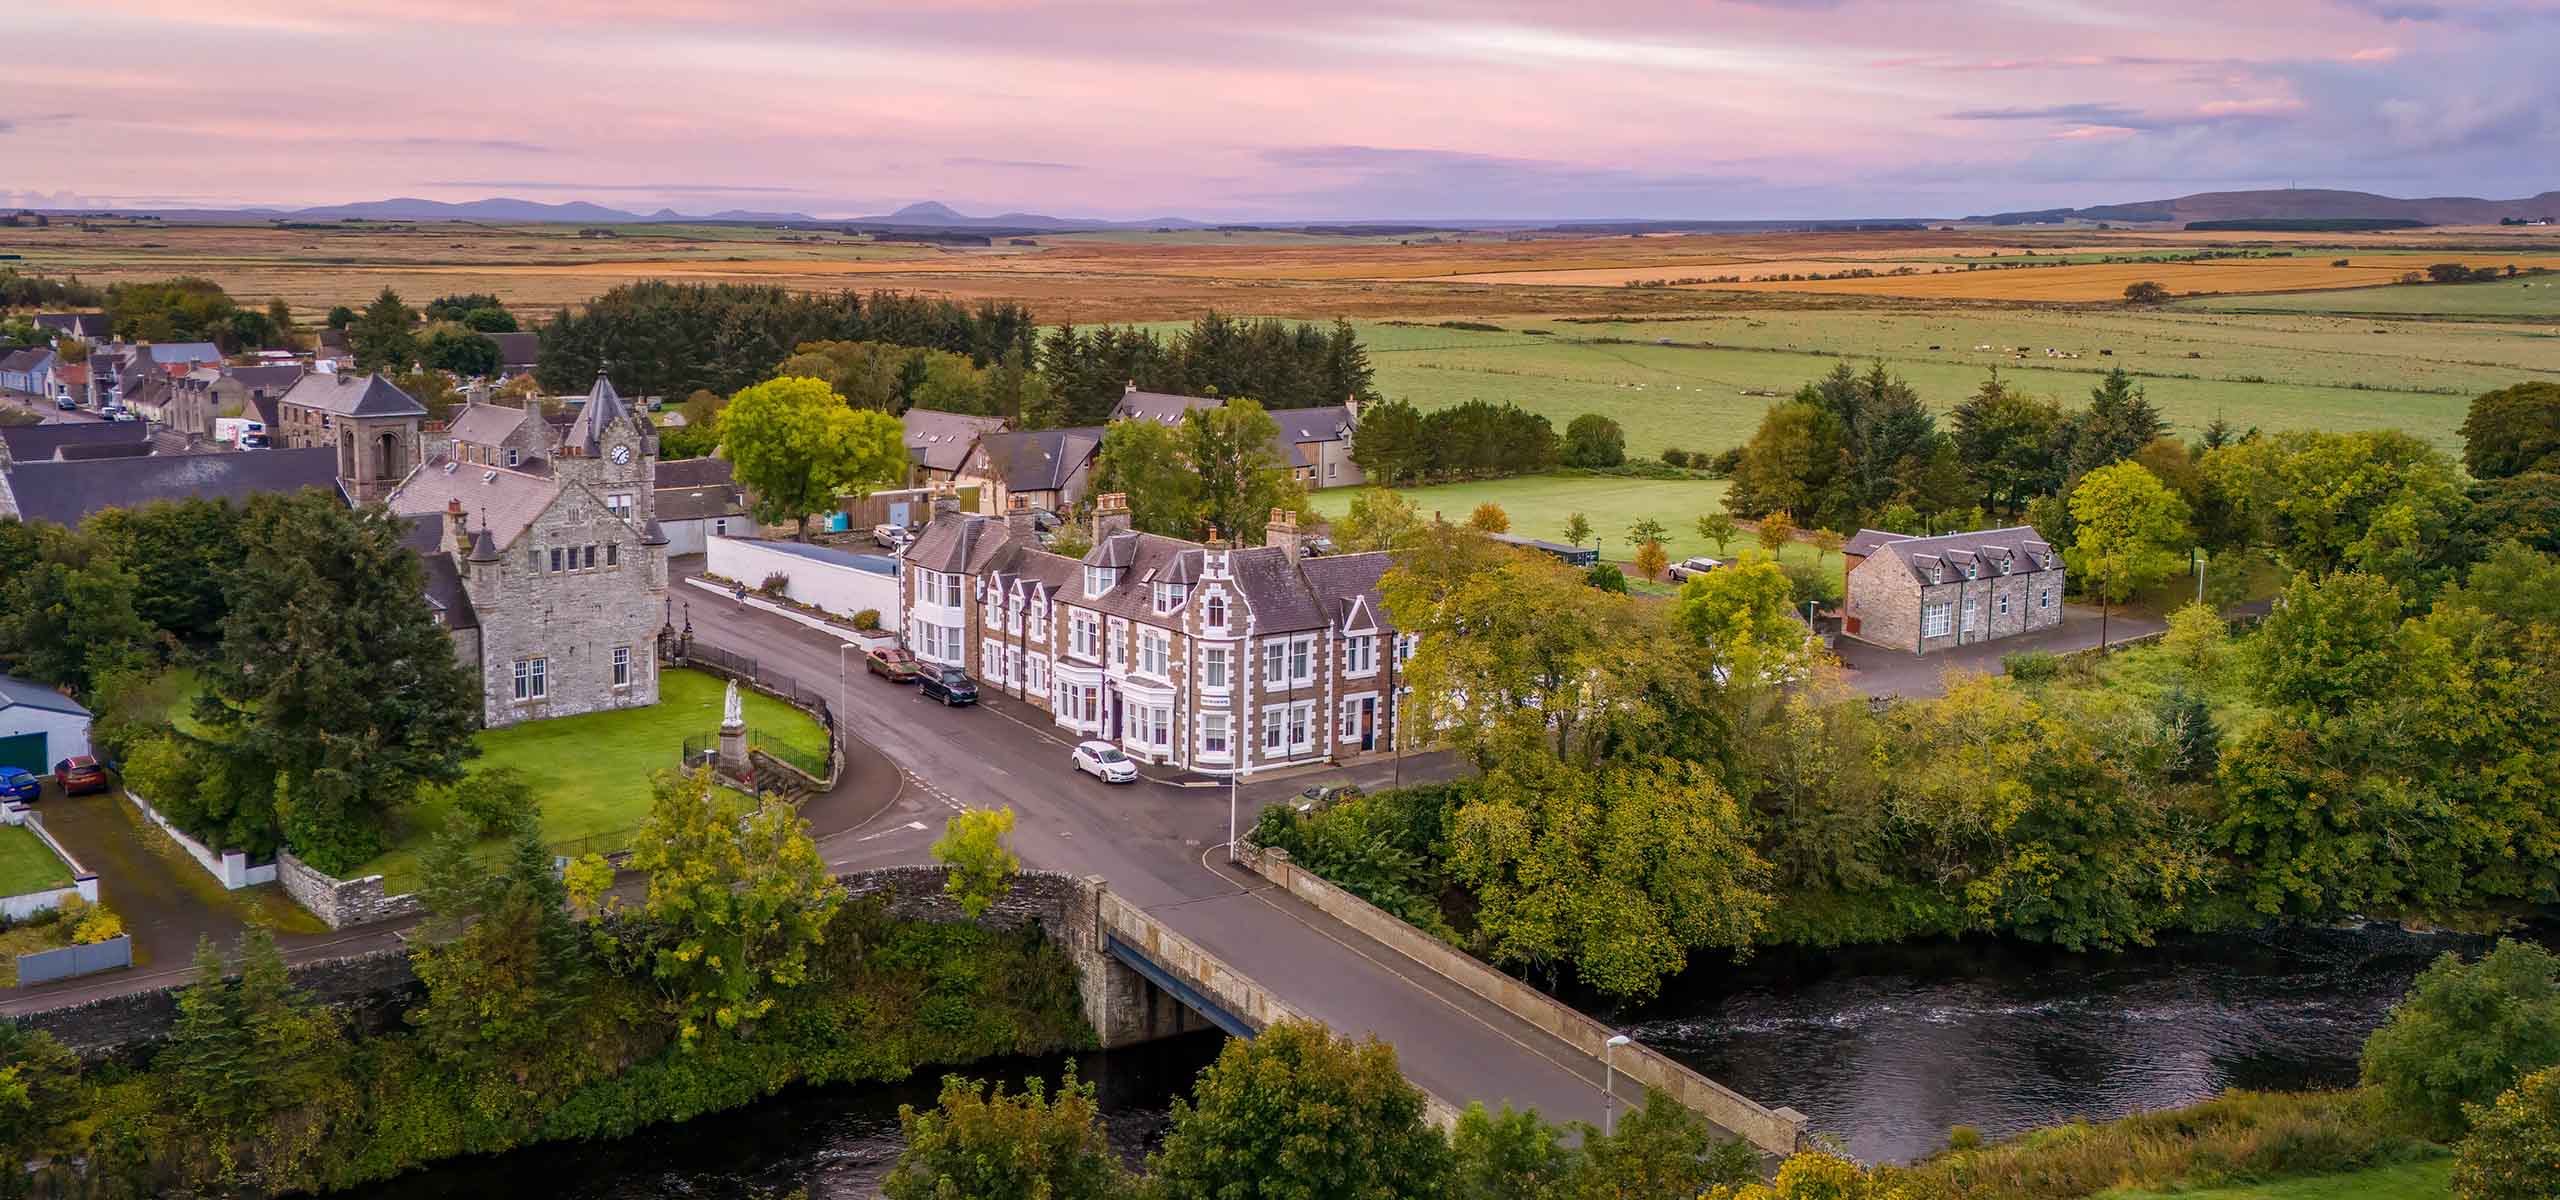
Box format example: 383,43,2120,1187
1604,1034,1631,1136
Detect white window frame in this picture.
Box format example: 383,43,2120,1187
612,645,632,689
1202,645,1229,691
2038,588,2053,610
1289,637,1314,685
1344,634,1376,677
1137,627,1169,678
1922,600,1953,639
512,656,548,702
1204,593,1227,630
1998,593,2012,617
1201,712,1231,759
1263,641,1287,687
1070,611,1099,660
984,636,1005,678
1084,565,1119,597
1025,653,1049,696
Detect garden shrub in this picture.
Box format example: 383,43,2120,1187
121,733,204,820
2002,650,2062,682
2455,1066,2560,1200
447,767,535,839
2361,938,2560,1139
759,571,790,595
853,608,882,630
1661,447,1692,467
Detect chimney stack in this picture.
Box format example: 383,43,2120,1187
1093,491,1132,542
445,498,470,555
1004,493,1040,541
1265,507,1301,558
930,482,962,521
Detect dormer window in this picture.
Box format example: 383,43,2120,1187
1965,563,1977,579
1153,582,1188,614
1084,566,1120,597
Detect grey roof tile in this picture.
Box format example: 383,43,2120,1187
281,372,427,418
386,455,563,551
4,447,341,526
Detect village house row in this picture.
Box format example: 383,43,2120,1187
902,493,1409,777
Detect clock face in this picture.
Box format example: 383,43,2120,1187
610,444,632,465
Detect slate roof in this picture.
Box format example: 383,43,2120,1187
385,456,563,551
446,403,531,447
0,673,90,720
653,457,734,489
976,428,1100,493
33,313,107,340
4,448,341,527
1084,530,1142,569
221,364,305,394
1270,405,1352,444
0,348,54,374
1110,389,1220,426
280,371,426,418
1841,528,1910,558
488,332,539,370
57,441,153,462
248,393,280,429
144,342,223,366
1228,545,1328,631
904,408,1005,473
563,373,629,457
904,512,1002,574
1869,525,2060,585
396,513,480,632
0,420,149,462
656,479,748,523
1297,551,1393,629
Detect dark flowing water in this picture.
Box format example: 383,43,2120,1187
1623,921,2518,1164
350,923,2522,1194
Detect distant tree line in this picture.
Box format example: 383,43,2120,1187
535,282,1040,400
0,268,103,309
1036,313,1377,426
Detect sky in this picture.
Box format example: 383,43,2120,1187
2,0,2555,221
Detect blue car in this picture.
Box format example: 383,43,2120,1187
0,767,38,804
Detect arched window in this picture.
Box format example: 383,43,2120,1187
1204,594,1226,628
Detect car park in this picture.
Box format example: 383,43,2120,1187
0,768,38,804
1666,556,1727,582
1070,740,1138,783
52,756,110,797
918,667,979,706
864,646,920,683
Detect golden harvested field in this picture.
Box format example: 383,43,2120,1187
9,218,2560,320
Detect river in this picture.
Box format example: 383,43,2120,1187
347,923,2511,1196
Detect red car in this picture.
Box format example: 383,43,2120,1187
53,756,111,797
864,646,921,683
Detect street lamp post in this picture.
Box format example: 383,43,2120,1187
1604,1034,1631,1136
837,641,855,758
1227,765,1239,866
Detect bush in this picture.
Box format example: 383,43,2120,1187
120,733,205,819
852,609,882,631
1705,446,1744,478
2455,1066,2560,1200
1562,413,1627,468
446,767,535,839
758,571,790,595
1586,562,1628,593
1661,447,1692,468
1947,1124,1982,1152
2362,938,2560,1139
2002,650,2062,682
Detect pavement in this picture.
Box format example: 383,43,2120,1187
670,574,1684,1132
0,389,104,424
1833,602,2169,699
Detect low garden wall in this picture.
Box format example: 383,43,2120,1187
0,806,99,921
15,946,418,1059
122,790,275,890
1237,842,1808,1155
277,851,422,931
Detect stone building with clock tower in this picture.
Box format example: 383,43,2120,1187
386,372,671,728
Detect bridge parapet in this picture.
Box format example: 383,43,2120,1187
1239,845,1808,1155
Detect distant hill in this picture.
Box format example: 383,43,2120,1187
840,201,1205,232
1970,188,2560,227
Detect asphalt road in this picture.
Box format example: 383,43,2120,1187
673,577,1678,1132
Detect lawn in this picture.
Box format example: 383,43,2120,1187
356,668,829,893
1306,473,1835,568
2183,276,2560,319
2096,1158,2452,1200
0,825,72,897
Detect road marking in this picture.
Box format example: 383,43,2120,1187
856,820,928,842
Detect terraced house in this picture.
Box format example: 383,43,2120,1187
901,493,1407,777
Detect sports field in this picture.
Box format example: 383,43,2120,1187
1307,474,1831,569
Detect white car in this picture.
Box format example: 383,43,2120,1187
1666,556,1727,582
1071,740,1138,784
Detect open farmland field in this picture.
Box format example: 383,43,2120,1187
1306,474,1821,566
2183,276,2560,319
1341,305,2554,458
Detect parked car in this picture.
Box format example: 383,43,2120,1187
52,756,110,797
1071,740,1138,783
0,768,38,804
1294,783,1362,812
871,523,912,549
53,396,75,411
1301,535,1337,558
864,646,920,683
918,667,979,706
1666,556,1727,583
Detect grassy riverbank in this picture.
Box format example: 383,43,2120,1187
2098,1159,2451,1200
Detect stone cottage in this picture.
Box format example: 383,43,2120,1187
1839,525,2065,654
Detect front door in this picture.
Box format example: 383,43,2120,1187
1105,686,1123,740
1357,697,1376,751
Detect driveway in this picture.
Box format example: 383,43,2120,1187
1834,603,2167,699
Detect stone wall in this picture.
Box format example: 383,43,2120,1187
17,947,418,1060
277,850,424,930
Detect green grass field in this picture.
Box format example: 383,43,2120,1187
357,668,828,892
1348,308,2550,459
2096,1158,2451,1200
1307,473,1835,568
0,825,72,897
2183,277,2560,318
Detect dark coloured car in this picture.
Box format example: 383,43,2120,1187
1294,782,1362,812
864,646,920,683
0,768,38,804
53,756,110,797
919,668,978,707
